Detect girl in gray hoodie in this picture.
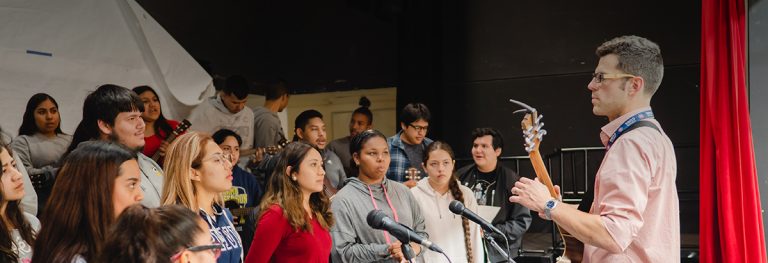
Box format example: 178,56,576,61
330,130,428,263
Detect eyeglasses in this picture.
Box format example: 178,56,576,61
591,72,636,83
205,153,233,165
170,242,223,261
408,123,429,132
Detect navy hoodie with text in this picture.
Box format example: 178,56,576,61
200,204,244,263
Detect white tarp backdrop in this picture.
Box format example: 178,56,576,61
0,0,213,137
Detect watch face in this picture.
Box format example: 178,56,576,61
546,200,556,209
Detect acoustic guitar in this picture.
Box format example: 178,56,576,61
151,119,191,162
509,99,583,263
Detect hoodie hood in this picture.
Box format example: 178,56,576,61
209,95,230,114
343,176,391,197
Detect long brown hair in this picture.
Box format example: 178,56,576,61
258,142,334,232
423,141,473,263
0,142,36,262
162,132,223,210
32,141,137,263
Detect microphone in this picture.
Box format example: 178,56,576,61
366,210,444,253
449,200,504,235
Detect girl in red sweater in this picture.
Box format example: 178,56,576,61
133,86,181,160
246,142,335,263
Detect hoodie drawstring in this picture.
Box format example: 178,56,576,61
367,183,400,245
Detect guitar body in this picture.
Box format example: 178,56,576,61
510,99,585,263
562,232,584,263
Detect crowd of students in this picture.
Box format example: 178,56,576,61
0,34,680,263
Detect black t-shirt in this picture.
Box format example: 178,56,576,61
467,168,498,206
403,142,426,178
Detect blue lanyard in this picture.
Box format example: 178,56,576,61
607,110,654,149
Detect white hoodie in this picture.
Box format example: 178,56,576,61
411,178,484,263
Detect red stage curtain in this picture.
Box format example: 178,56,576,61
700,0,767,261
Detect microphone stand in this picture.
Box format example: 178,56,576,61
484,233,517,263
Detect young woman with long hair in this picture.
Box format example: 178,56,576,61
132,86,182,160
31,141,144,263
410,141,483,263
330,129,428,263
11,93,72,214
161,132,243,263
99,204,222,263
0,141,39,262
245,142,334,263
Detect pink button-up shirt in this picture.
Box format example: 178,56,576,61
583,107,680,263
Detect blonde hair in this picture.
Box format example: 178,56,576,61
161,132,223,210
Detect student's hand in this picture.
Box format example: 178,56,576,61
404,179,418,188
251,148,267,164
158,141,170,157
388,242,405,262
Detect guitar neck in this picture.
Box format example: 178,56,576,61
240,148,260,156
529,150,558,198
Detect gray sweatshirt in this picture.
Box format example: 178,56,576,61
252,106,285,148
330,177,427,263
321,149,346,190
188,95,255,149
327,137,352,176
10,133,71,178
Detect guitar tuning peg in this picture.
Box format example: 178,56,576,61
536,114,544,123
536,122,545,131
525,142,536,152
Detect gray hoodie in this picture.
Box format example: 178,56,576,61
330,177,428,263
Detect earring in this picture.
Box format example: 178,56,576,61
292,176,297,181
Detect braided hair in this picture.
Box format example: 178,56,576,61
423,141,473,262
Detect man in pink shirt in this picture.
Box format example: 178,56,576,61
509,35,680,262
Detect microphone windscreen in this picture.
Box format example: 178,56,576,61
366,209,387,229
449,200,465,214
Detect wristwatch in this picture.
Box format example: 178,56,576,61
544,199,558,220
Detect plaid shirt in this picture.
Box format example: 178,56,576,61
386,131,433,182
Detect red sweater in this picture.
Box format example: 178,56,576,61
245,204,331,263
142,119,179,158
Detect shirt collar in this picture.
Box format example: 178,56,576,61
392,130,406,149
599,106,653,146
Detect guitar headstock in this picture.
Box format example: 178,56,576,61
174,119,192,136
405,167,422,181
509,99,547,154
265,138,290,155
